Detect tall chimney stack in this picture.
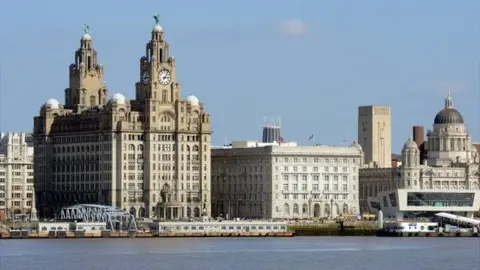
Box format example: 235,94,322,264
412,126,424,146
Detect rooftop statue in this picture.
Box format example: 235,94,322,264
153,15,160,25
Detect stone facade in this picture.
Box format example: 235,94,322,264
359,95,480,216
211,141,363,219
359,168,397,213
358,105,392,168
33,21,212,220
0,133,36,221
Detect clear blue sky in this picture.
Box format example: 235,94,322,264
1,0,479,153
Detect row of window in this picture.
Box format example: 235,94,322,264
282,183,350,192
281,174,354,182
277,166,356,173
0,200,33,207
277,193,353,200
124,134,208,142
274,157,359,164
0,165,33,170
49,135,105,144
0,193,34,198
213,183,266,193
0,178,34,183
216,193,268,201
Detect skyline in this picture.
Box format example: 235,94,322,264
0,1,479,153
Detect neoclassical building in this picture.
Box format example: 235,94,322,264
0,133,36,221
33,19,212,219
359,94,480,218
211,140,363,219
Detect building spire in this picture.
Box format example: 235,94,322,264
445,91,453,109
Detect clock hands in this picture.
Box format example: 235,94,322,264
158,69,171,85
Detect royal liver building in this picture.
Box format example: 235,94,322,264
33,19,212,220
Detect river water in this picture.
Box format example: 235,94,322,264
0,237,479,270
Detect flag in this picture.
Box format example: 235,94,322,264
342,139,347,143
308,134,314,140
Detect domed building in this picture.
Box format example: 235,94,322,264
425,93,476,166
359,94,480,220
33,19,212,220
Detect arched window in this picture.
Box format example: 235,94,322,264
324,204,330,217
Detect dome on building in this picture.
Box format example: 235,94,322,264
434,93,464,125
153,24,163,32
434,108,464,125
350,140,363,151
110,93,126,104
403,137,418,149
44,98,60,109
186,95,199,106
82,33,92,40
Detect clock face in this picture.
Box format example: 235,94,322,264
142,71,150,84
158,69,171,85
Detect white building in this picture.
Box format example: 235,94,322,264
0,132,37,221
360,94,480,219
211,140,364,219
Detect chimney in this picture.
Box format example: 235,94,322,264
412,126,424,146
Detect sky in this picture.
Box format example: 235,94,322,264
0,0,479,153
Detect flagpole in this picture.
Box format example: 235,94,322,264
312,128,315,146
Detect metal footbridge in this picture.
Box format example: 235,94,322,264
60,204,137,231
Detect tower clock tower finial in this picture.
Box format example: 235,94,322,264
152,14,163,33
153,15,160,25
64,23,107,111
83,24,90,34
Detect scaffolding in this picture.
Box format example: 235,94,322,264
60,204,137,231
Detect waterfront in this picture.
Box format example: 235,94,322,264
0,237,479,270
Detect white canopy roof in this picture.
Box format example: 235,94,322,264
435,212,480,226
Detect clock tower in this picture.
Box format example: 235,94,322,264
65,25,108,112
135,18,180,104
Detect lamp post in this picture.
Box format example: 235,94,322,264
330,198,334,220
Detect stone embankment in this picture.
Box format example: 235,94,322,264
0,230,293,239
289,221,378,236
